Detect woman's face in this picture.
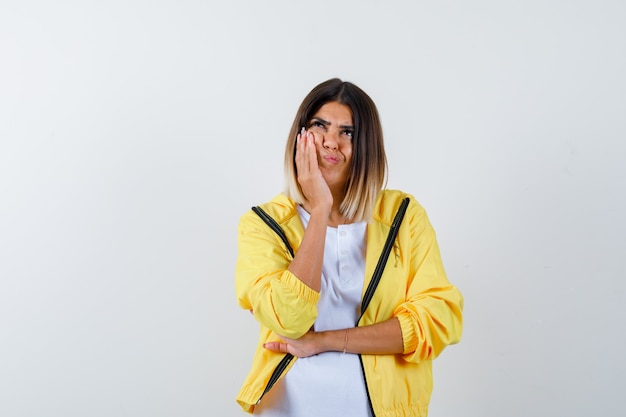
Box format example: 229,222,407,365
307,101,354,190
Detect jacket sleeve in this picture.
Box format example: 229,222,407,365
393,198,464,363
235,211,319,339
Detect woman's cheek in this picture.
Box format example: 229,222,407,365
309,132,323,154
308,130,321,145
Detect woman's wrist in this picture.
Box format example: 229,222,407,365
307,204,332,220
318,329,350,353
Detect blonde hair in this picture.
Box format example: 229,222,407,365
284,78,387,222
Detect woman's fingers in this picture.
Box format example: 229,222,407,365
294,128,310,174
263,333,320,358
263,341,288,353
294,128,332,210
305,130,318,169
295,128,316,174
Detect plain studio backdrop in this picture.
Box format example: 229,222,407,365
1,1,624,416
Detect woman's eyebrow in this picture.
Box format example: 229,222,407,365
311,117,330,126
311,117,354,130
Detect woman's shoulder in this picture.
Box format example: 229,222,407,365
373,189,426,225
240,193,300,226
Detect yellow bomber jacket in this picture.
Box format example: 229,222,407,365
235,190,464,417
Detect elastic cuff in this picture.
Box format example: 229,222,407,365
281,270,320,305
396,311,419,354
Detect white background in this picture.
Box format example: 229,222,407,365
1,1,625,416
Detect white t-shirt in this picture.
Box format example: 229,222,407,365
254,206,372,417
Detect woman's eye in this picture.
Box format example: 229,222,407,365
343,130,354,138
310,121,324,128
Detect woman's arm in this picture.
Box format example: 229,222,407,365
286,129,333,292
393,199,464,362
263,318,404,357
235,130,332,336
286,205,328,292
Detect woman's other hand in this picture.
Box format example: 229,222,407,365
263,330,325,358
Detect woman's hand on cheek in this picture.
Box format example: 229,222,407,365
263,330,324,358
295,128,332,214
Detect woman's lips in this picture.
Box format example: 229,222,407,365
323,155,340,164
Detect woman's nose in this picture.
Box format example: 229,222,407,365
322,132,338,150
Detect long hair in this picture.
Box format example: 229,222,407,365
284,78,387,222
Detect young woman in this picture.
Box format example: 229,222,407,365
235,78,463,417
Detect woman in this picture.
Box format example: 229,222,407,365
235,78,463,417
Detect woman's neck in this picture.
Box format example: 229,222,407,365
301,201,351,228
327,210,349,227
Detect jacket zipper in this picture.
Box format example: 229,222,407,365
256,353,294,404
356,197,410,417
251,206,297,405
358,354,377,417
357,197,409,323
251,206,295,258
